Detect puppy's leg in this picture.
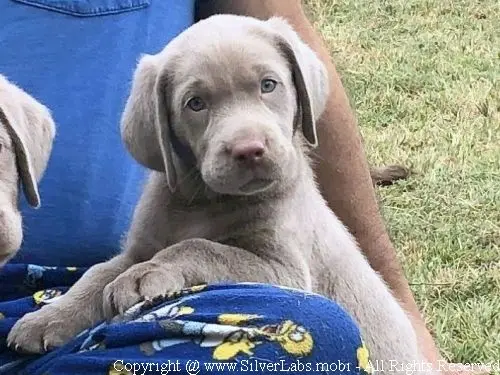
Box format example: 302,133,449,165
324,237,433,375
103,238,309,315
7,254,134,354
8,174,173,354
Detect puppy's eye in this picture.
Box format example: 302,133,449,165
186,97,206,112
261,79,277,93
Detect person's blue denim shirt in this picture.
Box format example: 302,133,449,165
0,0,196,266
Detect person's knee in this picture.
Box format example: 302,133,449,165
195,283,370,373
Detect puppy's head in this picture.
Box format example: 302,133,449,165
121,15,329,196
0,75,56,264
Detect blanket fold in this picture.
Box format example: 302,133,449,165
0,264,370,375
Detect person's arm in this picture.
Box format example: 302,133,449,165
196,0,443,368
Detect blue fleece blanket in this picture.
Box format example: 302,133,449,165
0,264,372,375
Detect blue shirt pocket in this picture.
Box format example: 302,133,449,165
11,0,151,17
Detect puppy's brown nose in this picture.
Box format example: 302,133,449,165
231,140,265,164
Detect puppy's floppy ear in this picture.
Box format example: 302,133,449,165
265,17,329,147
0,75,56,208
120,54,177,191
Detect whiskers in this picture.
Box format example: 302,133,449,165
175,166,207,205
176,166,199,187
186,178,206,206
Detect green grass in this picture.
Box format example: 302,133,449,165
306,0,500,366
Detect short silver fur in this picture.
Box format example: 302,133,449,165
0,74,55,265
8,15,433,374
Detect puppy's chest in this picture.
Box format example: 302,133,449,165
167,203,303,249
167,207,263,243
169,210,219,241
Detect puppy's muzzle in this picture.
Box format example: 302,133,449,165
214,133,279,194
227,139,266,167
227,137,274,193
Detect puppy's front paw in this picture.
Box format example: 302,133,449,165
102,261,185,319
7,306,84,354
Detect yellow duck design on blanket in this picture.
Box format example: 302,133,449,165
33,289,63,305
212,316,313,360
357,340,373,374
138,308,314,361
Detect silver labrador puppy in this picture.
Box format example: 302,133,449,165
0,75,55,266
9,15,432,374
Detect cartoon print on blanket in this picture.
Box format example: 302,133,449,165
137,312,314,361
0,263,371,375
